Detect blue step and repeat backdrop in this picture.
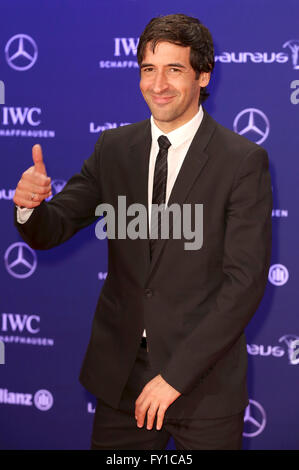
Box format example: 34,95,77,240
0,0,298,450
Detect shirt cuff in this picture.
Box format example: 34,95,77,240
16,206,34,224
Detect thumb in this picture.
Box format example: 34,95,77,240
32,144,47,175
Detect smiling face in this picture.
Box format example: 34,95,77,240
140,41,210,133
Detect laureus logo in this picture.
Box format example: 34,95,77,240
283,40,299,70
278,335,299,365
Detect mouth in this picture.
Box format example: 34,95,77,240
151,95,176,105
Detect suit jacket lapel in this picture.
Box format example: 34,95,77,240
127,119,152,275
146,109,217,281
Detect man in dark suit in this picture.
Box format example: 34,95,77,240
13,14,272,450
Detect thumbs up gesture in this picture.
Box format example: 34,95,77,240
13,144,52,208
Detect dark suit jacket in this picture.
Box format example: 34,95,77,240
15,109,272,419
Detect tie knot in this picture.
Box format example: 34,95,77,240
158,135,171,151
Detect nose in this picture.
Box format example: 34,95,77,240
151,70,168,94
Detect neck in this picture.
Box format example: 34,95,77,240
153,108,199,134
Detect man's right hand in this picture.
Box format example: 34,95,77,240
13,144,52,209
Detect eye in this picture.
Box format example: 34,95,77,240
169,67,181,73
141,67,155,73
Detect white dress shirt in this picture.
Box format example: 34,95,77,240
148,106,203,228
143,107,204,336
16,206,34,224
17,106,204,338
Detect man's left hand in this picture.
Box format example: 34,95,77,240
135,374,181,430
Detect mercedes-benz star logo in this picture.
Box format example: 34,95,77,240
4,242,37,279
243,399,267,438
233,108,270,144
5,34,38,71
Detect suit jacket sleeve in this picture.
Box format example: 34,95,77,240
160,146,273,395
14,133,105,250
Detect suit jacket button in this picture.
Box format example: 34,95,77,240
145,288,153,298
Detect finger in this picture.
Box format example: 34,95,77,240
13,193,44,209
14,188,52,207
32,144,47,176
135,398,150,428
21,170,51,190
156,404,167,431
146,403,159,430
18,180,52,196
29,190,52,203
24,168,50,182
17,179,52,196
136,406,147,428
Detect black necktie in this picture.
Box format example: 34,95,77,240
150,135,171,260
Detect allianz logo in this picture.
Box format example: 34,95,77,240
0,388,32,406
89,122,131,134
0,388,53,410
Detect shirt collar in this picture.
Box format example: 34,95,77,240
150,105,203,150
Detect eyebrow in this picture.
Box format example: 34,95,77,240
140,62,187,69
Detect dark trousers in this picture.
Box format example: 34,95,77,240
91,343,245,450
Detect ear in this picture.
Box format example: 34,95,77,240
199,72,211,88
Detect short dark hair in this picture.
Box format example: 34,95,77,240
137,14,215,104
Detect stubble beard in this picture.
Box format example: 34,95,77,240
148,99,183,125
